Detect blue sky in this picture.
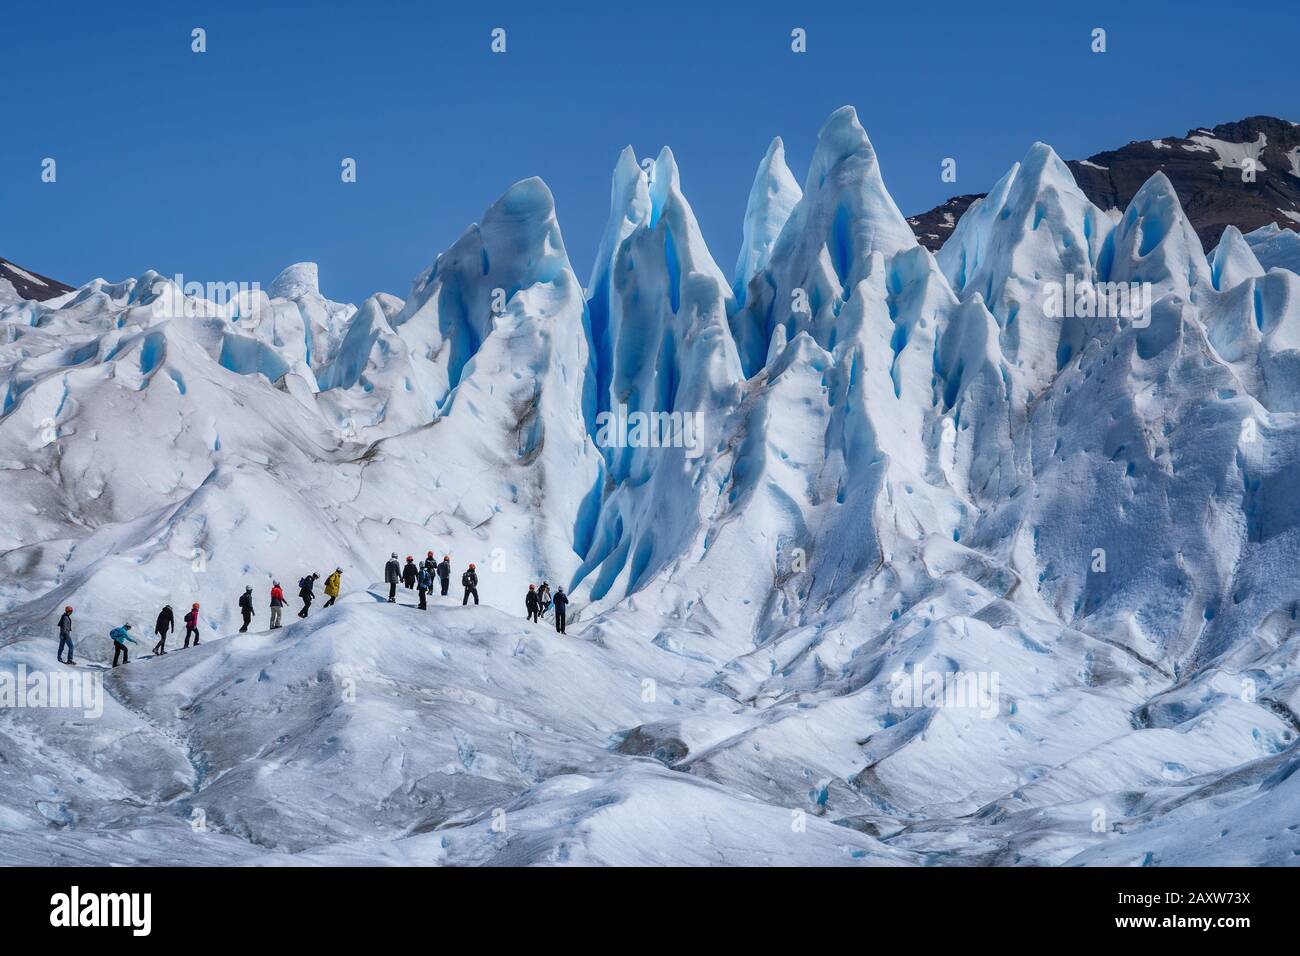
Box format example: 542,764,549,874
4,0,1297,305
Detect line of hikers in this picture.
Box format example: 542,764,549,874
55,552,574,666
56,603,204,668
385,553,454,608
382,551,569,631
55,567,344,668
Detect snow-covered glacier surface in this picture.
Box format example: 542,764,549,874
2,107,1299,867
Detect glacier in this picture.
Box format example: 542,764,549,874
1,106,1299,867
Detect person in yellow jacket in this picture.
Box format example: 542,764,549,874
323,567,342,608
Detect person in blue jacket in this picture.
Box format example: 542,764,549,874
417,563,434,610
110,623,138,667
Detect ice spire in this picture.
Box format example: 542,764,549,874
733,137,801,304
728,106,920,376
1208,225,1266,291
1099,171,1212,302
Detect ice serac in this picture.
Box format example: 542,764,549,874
1099,171,1212,304
1208,225,1266,291
586,147,652,421
268,262,320,300
935,293,1018,506
938,142,1114,390
575,146,744,605
313,292,431,437
733,137,802,305
731,106,918,377
262,261,355,375
1240,222,1300,274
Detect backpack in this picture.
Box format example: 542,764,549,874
299,576,312,591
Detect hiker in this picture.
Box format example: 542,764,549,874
537,581,552,614
525,585,540,622
57,606,75,665
269,581,285,629
153,604,175,655
110,623,138,667
417,562,434,610
437,555,451,596
385,553,401,603
323,568,342,608
462,563,479,605
299,573,318,618
184,603,201,647
552,587,569,634
402,556,418,590
423,551,437,578
239,585,255,632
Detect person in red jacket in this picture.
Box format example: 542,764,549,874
184,603,201,648
269,581,285,629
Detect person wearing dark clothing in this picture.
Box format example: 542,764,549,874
57,606,75,665
461,564,479,605
552,588,569,634
417,564,434,610
299,574,318,618
385,553,401,603
110,624,137,667
424,552,437,577
402,556,418,590
537,582,552,615
438,556,451,596
153,605,175,655
184,604,201,647
239,586,255,632
525,585,540,622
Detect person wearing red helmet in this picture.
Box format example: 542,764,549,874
437,555,451,596
402,556,418,592
57,606,75,665
461,563,479,606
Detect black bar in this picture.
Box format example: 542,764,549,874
0,865,1282,940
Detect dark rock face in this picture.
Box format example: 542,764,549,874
907,195,983,252
909,116,1300,253
0,257,75,302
